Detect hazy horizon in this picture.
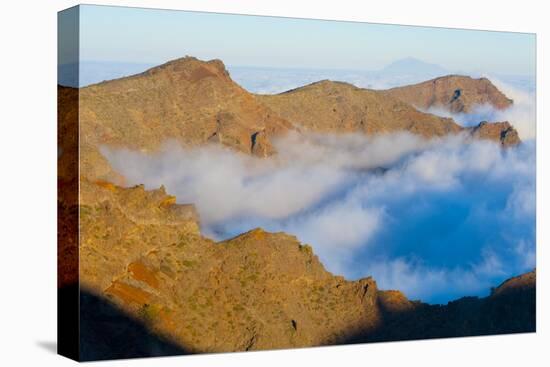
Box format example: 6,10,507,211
59,56,536,94
58,5,535,77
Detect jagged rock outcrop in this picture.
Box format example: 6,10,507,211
384,75,513,113
468,121,521,146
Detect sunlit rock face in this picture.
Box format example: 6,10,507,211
384,75,513,113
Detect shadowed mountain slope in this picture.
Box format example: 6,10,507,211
74,57,293,182
347,270,536,344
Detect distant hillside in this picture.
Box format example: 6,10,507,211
258,78,519,145
384,75,513,113
257,79,463,137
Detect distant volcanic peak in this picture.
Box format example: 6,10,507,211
385,74,513,113
382,57,448,75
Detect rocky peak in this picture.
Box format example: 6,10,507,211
468,120,521,146
144,56,231,83
258,80,464,137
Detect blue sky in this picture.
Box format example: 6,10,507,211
61,4,535,76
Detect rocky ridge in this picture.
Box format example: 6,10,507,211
257,80,463,137
66,57,521,183
78,180,381,354
72,181,535,358
258,78,519,146
384,74,513,113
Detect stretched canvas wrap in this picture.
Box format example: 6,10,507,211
58,4,536,361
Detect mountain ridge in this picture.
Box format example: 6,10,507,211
70,179,535,355
384,74,514,113
67,56,522,184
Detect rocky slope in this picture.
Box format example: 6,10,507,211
258,79,519,146
75,57,293,182
383,75,513,113
80,57,292,155
78,180,381,356
468,120,521,146
72,182,535,359
257,80,463,137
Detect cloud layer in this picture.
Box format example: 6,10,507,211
103,132,535,304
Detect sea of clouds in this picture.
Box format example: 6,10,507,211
103,128,535,304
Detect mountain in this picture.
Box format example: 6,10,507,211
80,56,291,154
469,121,521,146
71,180,535,358
66,57,521,183
76,57,293,182
384,75,514,113
258,79,519,144
257,80,463,137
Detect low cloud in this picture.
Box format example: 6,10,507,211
103,132,535,304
